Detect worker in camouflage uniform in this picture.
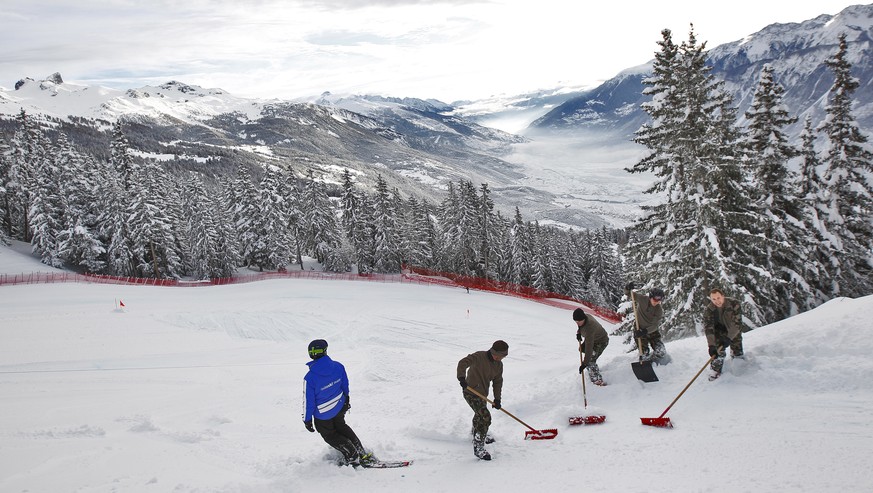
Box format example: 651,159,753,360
573,308,609,386
626,283,669,363
457,340,508,461
703,288,745,376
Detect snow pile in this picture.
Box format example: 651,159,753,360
0,242,870,492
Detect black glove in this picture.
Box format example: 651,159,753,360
575,332,582,341
578,365,585,374
708,345,718,357
625,282,635,291
492,398,501,410
345,394,350,412
304,420,315,433
634,328,647,339
458,377,467,389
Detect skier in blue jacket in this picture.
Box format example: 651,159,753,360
302,339,372,466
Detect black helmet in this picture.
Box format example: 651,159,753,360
572,308,587,321
308,339,328,359
649,288,665,301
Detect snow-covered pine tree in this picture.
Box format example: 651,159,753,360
478,183,497,278
410,197,439,269
627,26,765,338
371,174,401,273
797,117,831,303
400,195,421,268
211,177,242,278
248,164,289,271
55,134,104,272
455,180,482,276
28,136,64,267
507,207,533,287
126,157,184,278
7,110,46,242
488,210,512,282
179,172,233,279
339,168,361,249
354,192,376,274
570,229,593,301
539,226,562,292
529,221,548,291
436,181,461,273
98,158,136,276
744,65,813,317
276,167,304,270
110,121,135,192
818,33,873,297
299,168,343,269
391,187,412,269
0,137,10,245
230,163,260,269
550,229,582,298
587,228,623,307
704,88,770,328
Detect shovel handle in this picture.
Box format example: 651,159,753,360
657,355,717,418
578,341,588,409
630,291,645,357
465,386,540,434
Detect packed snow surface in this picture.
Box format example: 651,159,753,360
1,244,870,492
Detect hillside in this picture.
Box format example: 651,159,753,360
0,241,870,492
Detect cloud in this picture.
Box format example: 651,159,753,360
0,0,862,101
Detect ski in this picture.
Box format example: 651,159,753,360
360,460,413,469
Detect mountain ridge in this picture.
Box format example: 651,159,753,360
529,3,873,137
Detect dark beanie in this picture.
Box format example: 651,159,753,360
490,340,509,356
573,308,587,321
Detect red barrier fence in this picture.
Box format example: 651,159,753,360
0,266,622,324
402,266,621,323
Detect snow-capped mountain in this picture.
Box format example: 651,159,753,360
2,5,867,231
529,4,873,137
0,76,543,225
1,76,264,124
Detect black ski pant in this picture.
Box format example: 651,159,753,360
314,403,364,462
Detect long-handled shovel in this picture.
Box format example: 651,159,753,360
465,386,558,440
569,341,606,425
641,355,716,428
630,291,658,382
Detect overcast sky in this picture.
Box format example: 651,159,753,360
0,1,861,103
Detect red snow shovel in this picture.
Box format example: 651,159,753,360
641,355,716,428
630,291,658,383
569,341,606,425
465,387,558,440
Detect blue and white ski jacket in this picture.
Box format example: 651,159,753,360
303,355,350,422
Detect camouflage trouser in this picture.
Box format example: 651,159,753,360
463,390,492,446
639,330,667,360
581,340,609,383
711,329,744,373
